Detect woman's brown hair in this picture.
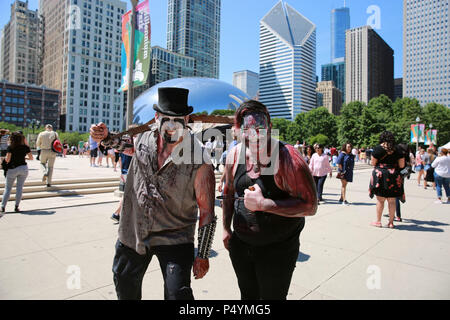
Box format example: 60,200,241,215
9,131,25,149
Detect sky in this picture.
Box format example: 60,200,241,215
0,0,404,85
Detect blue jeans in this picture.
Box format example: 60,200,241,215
434,172,450,199
1,165,28,208
313,175,327,200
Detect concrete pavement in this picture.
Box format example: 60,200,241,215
0,156,449,300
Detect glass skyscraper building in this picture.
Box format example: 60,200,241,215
321,61,345,103
167,0,221,79
331,7,350,63
259,1,316,120
403,0,449,107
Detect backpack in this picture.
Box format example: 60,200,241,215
51,133,63,153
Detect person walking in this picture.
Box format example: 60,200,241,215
62,141,69,158
1,132,33,213
90,87,216,300
336,143,355,205
89,136,98,167
425,148,437,190
36,124,59,187
432,148,450,204
415,147,426,187
0,129,10,162
303,145,314,165
222,100,317,300
309,144,333,204
369,131,405,229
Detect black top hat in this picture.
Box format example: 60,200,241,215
153,87,194,116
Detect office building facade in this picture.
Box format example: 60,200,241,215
403,0,449,107
167,0,221,79
345,26,394,104
259,1,316,120
0,80,60,129
1,0,43,85
316,81,342,115
394,78,403,101
321,61,345,102
331,7,350,63
39,0,126,133
233,70,259,99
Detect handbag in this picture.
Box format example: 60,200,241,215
336,171,345,179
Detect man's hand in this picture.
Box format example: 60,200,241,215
90,123,108,143
193,257,209,280
223,228,232,251
244,184,266,212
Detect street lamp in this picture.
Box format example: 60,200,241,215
415,117,420,155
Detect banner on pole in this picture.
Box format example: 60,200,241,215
431,129,438,145
118,0,151,92
424,130,432,145
411,124,426,143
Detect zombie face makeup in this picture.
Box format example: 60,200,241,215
156,114,187,144
241,112,269,150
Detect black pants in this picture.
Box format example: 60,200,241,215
112,239,195,300
395,197,401,218
314,175,327,200
229,232,299,300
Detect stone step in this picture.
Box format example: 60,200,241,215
0,181,120,195
1,186,118,202
0,177,120,188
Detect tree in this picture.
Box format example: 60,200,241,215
308,134,329,146
210,109,235,116
271,118,290,142
303,107,338,146
360,95,393,147
338,101,365,146
422,102,450,145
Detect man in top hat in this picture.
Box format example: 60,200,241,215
90,87,216,300
36,124,59,187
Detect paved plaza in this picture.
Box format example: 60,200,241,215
0,155,449,300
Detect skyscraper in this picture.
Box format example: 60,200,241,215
321,61,345,102
403,0,449,107
167,0,221,79
39,0,126,133
233,70,259,99
345,26,394,104
259,1,316,120
1,0,43,85
316,81,342,115
331,7,350,63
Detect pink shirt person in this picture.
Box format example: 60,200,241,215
309,153,332,177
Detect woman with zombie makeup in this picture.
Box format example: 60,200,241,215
222,100,317,300
369,131,405,229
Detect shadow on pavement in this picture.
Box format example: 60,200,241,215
350,202,376,206
402,219,449,227
394,224,444,232
297,251,310,262
7,210,56,216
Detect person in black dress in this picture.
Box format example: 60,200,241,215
369,131,405,228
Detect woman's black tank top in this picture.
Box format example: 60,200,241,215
233,142,305,246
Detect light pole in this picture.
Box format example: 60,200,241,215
126,0,139,129
415,116,420,154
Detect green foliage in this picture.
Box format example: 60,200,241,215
210,109,235,116
422,103,450,145
338,101,365,146
56,131,90,147
303,107,338,146
193,111,208,115
308,134,329,146
271,118,290,142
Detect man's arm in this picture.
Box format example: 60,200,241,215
244,144,317,218
36,133,42,149
192,163,216,280
222,146,239,250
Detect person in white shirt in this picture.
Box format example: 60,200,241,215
431,148,450,204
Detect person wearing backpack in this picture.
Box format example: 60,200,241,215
36,124,59,187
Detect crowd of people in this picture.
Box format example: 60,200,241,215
1,90,449,300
